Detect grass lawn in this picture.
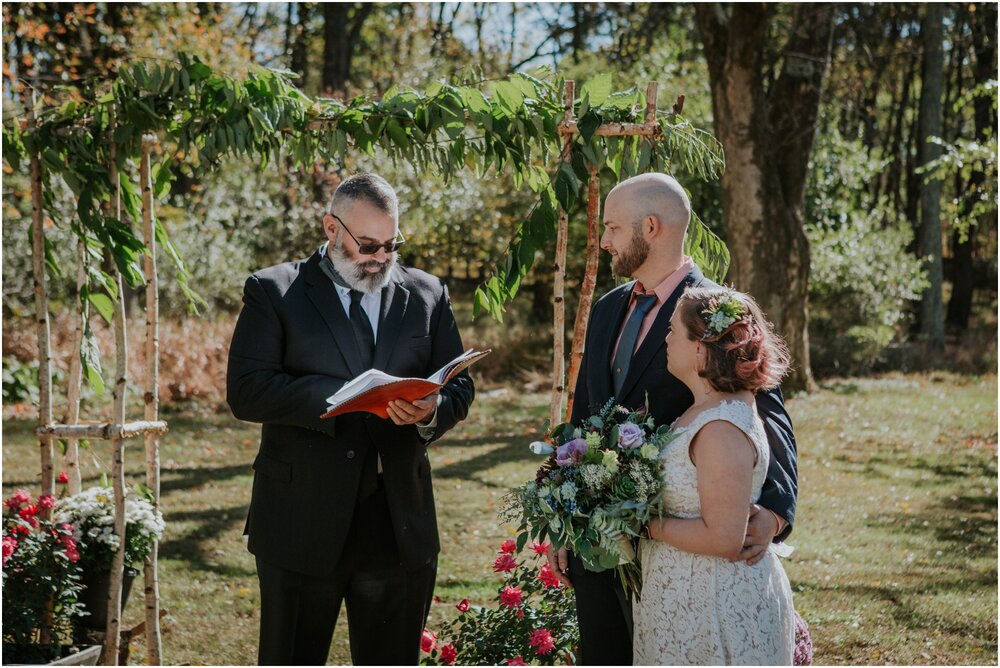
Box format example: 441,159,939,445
2,372,996,665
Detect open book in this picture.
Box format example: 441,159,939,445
320,348,491,419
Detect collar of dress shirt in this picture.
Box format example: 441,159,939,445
632,256,695,304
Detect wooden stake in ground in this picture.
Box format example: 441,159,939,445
101,114,128,667
549,80,575,429
28,95,55,507
64,239,87,495
140,134,164,665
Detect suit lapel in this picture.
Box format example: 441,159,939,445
372,268,409,371
304,253,365,378
591,281,634,402
617,267,705,401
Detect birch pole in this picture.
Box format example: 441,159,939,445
564,165,602,422
28,94,55,507
63,240,87,494
549,80,574,429
101,112,128,666
140,134,163,665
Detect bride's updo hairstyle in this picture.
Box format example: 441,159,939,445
676,287,791,393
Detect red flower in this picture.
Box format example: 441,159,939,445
2,535,17,565
516,609,524,619
500,539,517,554
529,628,556,655
57,471,69,484
456,598,470,613
492,553,518,573
12,524,29,536
18,504,39,520
420,628,437,653
530,539,550,555
538,562,561,588
499,585,523,608
65,545,80,563
506,657,528,666
433,595,442,603
38,495,56,510
439,644,457,665
5,490,31,509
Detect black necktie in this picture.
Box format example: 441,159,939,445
349,290,375,370
349,289,380,501
612,293,658,397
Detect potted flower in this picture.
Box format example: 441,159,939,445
54,484,165,633
2,488,93,665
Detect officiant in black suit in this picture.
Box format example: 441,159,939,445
227,173,474,665
547,173,799,664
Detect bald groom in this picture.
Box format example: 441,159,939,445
547,173,800,664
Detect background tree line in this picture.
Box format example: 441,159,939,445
2,2,996,401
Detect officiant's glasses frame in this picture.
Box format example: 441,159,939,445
329,213,406,255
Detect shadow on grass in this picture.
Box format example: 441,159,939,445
160,504,254,577
432,437,528,488
161,463,253,494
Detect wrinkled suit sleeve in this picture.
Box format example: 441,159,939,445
755,386,799,541
420,282,474,443
226,275,348,435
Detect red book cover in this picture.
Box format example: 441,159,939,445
320,349,490,419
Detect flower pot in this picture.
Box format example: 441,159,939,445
1,643,101,666
77,568,139,631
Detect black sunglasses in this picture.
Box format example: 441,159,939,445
330,213,406,255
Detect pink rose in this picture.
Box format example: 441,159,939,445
420,628,437,653
57,471,69,484
506,657,528,666
538,563,560,588
499,539,517,554
492,553,517,573
65,546,80,563
2,535,17,565
439,644,457,665
530,540,549,555
499,585,523,608
5,490,31,509
529,628,556,655
456,598,470,613
38,495,56,509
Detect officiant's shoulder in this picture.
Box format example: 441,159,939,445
394,264,450,298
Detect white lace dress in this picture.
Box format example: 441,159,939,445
633,400,795,665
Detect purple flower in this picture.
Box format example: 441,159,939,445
555,438,588,467
793,611,813,665
617,423,644,449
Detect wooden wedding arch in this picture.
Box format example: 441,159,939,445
10,56,727,664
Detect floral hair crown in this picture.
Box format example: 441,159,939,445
700,292,750,340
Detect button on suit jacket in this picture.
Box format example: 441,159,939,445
227,252,475,576
571,264,798,537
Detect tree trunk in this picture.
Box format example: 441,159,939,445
695,3,834,392
917,4,945,347
947,2,997,332
322,3,374,97
289,3,309,91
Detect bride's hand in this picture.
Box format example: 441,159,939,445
546,545,573,588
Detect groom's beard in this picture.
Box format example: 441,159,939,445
329,242,396,294
611,227,650,278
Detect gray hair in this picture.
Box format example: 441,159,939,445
329,173,399,220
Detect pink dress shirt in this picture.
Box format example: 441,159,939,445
611,256,694,363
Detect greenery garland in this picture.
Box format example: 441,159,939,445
3,54,727,390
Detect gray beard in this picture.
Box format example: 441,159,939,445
328,242,395,294
612,227,650,278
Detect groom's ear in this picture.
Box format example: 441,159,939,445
643,214,662,239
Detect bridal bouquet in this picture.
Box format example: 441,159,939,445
501,399,675,597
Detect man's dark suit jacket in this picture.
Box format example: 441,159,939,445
571,265,797,536
227,252,474,577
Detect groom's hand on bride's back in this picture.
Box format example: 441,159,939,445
740,503,782,565
546,545,573,588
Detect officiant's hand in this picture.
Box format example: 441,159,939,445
546,546,573,588
386,392,440,426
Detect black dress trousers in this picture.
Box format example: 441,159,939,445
569,553,633,665
256,480,437,666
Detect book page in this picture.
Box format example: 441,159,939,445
325,369,407,407
427,348,478,385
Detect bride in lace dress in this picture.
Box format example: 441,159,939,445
633,287,796,665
